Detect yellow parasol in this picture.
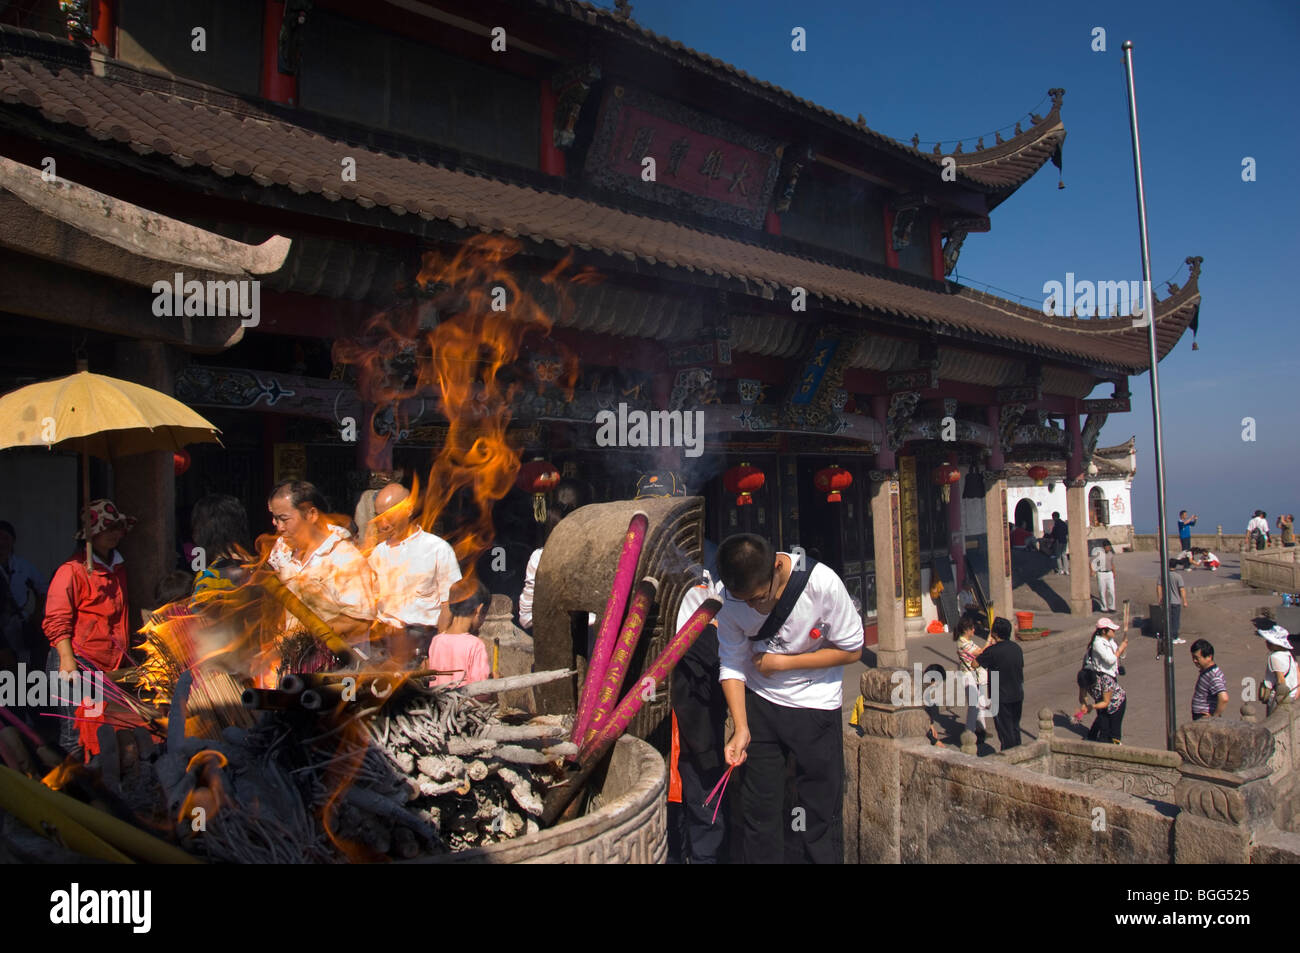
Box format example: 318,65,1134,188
0,364,222,567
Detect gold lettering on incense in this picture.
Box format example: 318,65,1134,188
899,456,922,618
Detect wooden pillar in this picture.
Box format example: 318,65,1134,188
112,341,180,616
91,0,115,54
260,0,299,106
539,79,566,177
1066,411,1089,614
883,206,899,270
947,453,963,588
983,470,1013,622
1066,478,1090,614
929,215,944,282
870,469,905,668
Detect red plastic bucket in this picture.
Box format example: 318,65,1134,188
1015,611,1035,632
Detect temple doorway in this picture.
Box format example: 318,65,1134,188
1014,498,1038,535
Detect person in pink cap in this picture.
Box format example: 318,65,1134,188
42,499,136,752
1073,617,1127,723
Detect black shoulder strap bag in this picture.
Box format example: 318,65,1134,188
748,557,819,643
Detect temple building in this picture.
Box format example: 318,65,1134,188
1005,438,1138,553
0,0,1201,666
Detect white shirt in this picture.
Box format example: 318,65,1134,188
368,527,461,628
1091,549,1114,572
1085,633,1121,677
716,558,864,711
1266,649,1299,701
677,572,722,631
1247,516,1269,537
268,524,376,624
518,548,542,629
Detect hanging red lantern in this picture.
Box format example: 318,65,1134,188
173,449,191,477
931,463,962,503
814,465,853,503
517,459,560,522
1027,465,1050,486
723,463,765,506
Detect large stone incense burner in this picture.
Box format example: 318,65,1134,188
532,496,705,746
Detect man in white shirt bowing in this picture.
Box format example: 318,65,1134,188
367,483,461,665
715,533,863,864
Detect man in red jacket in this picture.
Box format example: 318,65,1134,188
43,499,135,752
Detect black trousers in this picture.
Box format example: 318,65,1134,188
992,698,1022,750
1087,697,1126,742
672,753,728,863
740,690,843,864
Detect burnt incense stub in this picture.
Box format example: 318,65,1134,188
532,496,705,745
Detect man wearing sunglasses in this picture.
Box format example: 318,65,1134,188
715,533,863,863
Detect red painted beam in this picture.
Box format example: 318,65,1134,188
539,79,566,177
883,206,899,269
929,215,944,281
261,0,298,106
91,0,115,54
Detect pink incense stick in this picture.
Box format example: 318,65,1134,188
703,764,735,824
581,577,658,750
572,511,649,743
578,596,722,764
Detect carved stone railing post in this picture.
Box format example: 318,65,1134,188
1038,708,1054,742
960,731,976,755
1173,719,1275,864
855,669,931,740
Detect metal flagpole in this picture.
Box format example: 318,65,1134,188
1121,41,1177,751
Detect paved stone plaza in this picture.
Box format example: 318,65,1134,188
845,550,1279,751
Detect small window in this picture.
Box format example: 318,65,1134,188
1089,486,1110,527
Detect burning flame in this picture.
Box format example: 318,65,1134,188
178,749,231,828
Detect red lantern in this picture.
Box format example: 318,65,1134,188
517,459,560,522
1027,465,1050,486
931,464,961,503
723,463,765,506
814,465,853,503
173,449,191,476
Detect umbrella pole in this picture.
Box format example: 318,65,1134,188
82,452,92,570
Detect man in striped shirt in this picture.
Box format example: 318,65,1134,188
1189,639,1229,719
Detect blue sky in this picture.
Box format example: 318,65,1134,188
596,0,1300,533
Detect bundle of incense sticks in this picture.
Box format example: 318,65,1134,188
572,512,649,743
577,596,721,764
580,578,658,750
541,595,722,825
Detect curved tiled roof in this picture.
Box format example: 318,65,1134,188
0,53,1197,373
530,0,1067,193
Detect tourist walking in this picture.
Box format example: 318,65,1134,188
1247,510,1269,550
42,499,134,752
954,615,988,741
1177,510,1197,552
978,617,1023,750
368,482,461,664
1189,639,1229,720
1075,667,1125,743
1050,512,1069,574
1155,564,1188,654
716,533,863,864
1090,541,1117,612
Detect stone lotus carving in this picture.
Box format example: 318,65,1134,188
1176,780,1247,825
1175,720,1273,771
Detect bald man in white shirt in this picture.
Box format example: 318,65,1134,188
367,484,461,663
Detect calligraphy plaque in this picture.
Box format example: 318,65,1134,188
584,85,784,228
1082,397,1131,413
899,456,921,617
